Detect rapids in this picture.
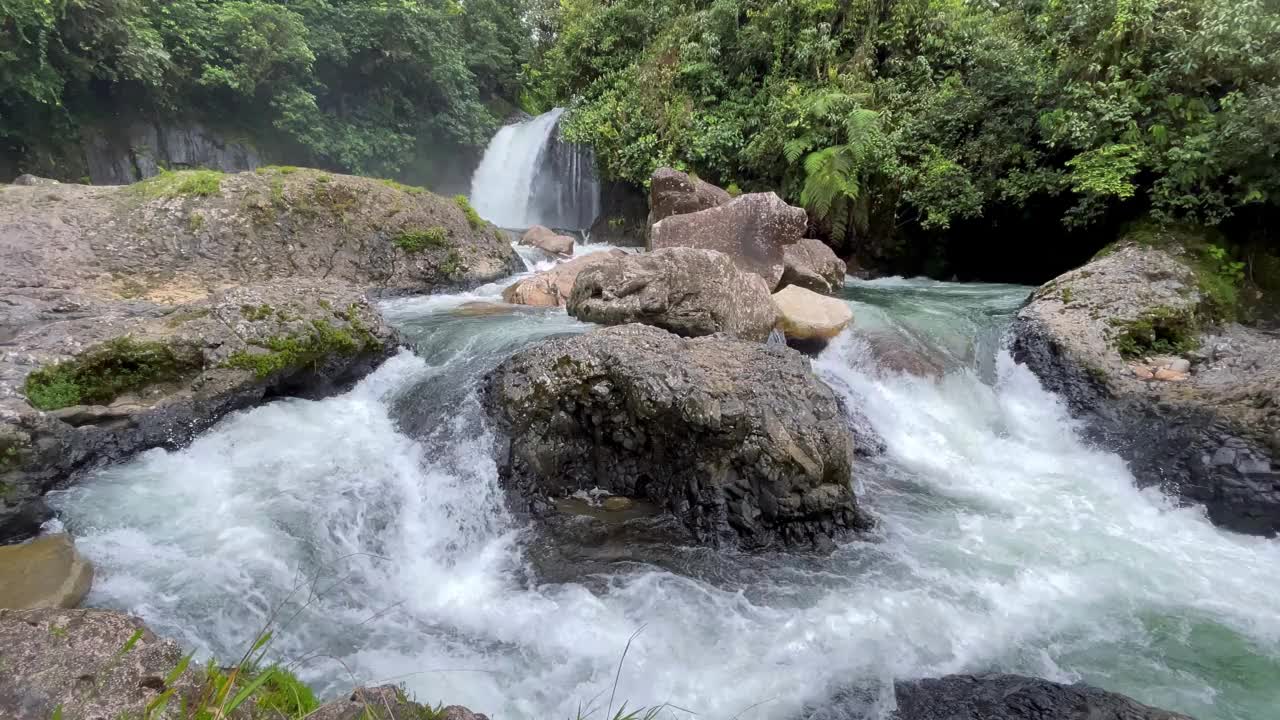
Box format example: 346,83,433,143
48,276,1280,720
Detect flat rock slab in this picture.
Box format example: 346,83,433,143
773,285,854,341
0,534,93,609
484,323,871,549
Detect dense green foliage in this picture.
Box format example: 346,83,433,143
1,0,531,178
530,0,1280,270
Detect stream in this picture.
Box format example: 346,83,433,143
46,269,1280,720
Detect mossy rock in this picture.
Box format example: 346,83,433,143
22,338,204,411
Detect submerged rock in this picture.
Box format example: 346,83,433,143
649,192,807,288
568,247,778,341
502,250,627,307
0,534,93,609
519,224,575,256
1010,234,1280,537
1,169,518,539
798,673,1193,720
646,167,731,229
781,238,847,294
772,285,854,347
893,674,1193,720
484,324,872,549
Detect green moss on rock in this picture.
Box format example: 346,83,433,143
135,169,224,199
394,226,449,253
453,194,483,229
1112,307,1200,359
23,337,203,411
222,316,381,379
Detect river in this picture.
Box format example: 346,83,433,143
47,270,1280,720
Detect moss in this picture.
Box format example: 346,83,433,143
394,226,449,253
164,308,211,328
380,178,427,195
240,304,275,321
453,194,483,229
1111,307,1200,359
222,318,374,379
135,169,223,199
0,433,27,472
439,249,464,279
257,165,299,175
187,212,206,232
23,337,203,411
270,176,286,208
253,666,319,717
1060,286,1074,304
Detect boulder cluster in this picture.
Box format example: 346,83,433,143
488,169,870,551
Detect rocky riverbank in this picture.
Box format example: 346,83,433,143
1011,226,1280,536
0,169,520,540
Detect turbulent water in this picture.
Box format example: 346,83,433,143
469,108,600,229
50,274,1280,720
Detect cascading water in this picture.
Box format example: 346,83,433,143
48,279,1280,720
469,109,601,229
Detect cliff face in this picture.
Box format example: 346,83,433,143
80,120,262,185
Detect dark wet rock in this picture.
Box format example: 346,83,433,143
892,674,1194,720
588,180,648,247
1010,240,1280,536
483,324,872,550
782,239,847,294
1,169,520,539
646,167,730,229
81,120,260,185
0,608,203,720
568,248,778,341
650,192,807,288
0,534,93,609
797,674,1193,720
311,685,489,720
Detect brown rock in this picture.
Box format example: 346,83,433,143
0,534,93,609
502,250,628,307
311,685,489,720
646,167,731,228
1153,367,1189,382
649,192,806,288
772,285,853,341
568,247,778,341
781,238,846,294
451,301,520,317
0,608,202,720
520,225,575,256
1129,364,1156,380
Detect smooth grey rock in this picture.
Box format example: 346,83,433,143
11,175,59,186
781,238,846,294
568,247,778,341
650,192,807,288
0,534,93,609
311,685,489,720
1010,241,1280,536
483,324,872,549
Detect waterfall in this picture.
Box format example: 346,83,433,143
469,108,601,230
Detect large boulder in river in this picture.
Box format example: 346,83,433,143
1010,227,1280,536
519,224,575,256
567,248,778,340
649,192,807,288
646,167,731,228
772,285,853,347
802,673,1191,720
483,324,872,549
781,238,846,294
0,168,520,540
0,534,93,609
502,250,628,307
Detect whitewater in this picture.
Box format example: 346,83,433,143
47,274,1280,720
